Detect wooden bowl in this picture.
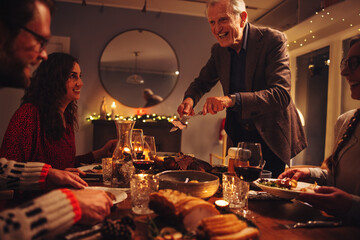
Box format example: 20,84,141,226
157,170,219,199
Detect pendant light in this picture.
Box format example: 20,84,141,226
126,51,144,84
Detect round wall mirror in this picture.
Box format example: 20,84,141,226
99,29,179,108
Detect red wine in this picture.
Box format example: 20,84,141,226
133,160,154,170
234,166,262,182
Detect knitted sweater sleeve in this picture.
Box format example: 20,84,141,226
0,189,81,240
0,158,51,190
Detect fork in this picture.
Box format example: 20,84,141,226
179,110,203,125
278,220,342,229
170,111,204,132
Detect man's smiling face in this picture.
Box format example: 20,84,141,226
207,0,246,52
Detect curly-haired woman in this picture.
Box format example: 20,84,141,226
0,52,115,170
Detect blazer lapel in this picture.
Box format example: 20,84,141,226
245,24,263,91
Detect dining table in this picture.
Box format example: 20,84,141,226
60,180,360,240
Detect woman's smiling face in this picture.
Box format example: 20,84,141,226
64,62,83,103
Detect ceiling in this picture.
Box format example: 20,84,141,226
58,0,325,31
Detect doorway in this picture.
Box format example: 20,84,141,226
295,46,329,166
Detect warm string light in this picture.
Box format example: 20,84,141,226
286,8,360,49
86,112,178,123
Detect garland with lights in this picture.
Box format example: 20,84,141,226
86,113,178,123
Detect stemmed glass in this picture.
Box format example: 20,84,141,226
233,142,265,218
143,135,156,161
132,130,154,172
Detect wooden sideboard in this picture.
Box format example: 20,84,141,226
92,120,181,152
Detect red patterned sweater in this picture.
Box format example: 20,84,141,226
0,103,94,170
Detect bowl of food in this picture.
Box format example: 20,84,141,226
157,170,219,199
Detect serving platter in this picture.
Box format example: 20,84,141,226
148,209,259,240
253,178,315,200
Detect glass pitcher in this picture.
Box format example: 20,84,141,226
111,119,136,188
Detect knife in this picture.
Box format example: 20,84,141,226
64,223,103,240
283,220,342,229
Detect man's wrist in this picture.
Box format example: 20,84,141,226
227,94,236,107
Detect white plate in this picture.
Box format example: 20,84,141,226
78,164,102,175
253,178,314,199
85,186,127,204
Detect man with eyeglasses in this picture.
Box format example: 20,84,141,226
279,36,360,225
0,0,51,88
0,1,113,239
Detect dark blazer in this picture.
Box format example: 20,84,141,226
184,23,307,165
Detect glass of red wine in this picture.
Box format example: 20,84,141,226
132,129,154,172
233,142,265,218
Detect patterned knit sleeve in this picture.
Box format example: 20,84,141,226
0,189,81,240
0,104,40,163
0,158,51,190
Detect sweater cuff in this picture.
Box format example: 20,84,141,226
60,189,82,223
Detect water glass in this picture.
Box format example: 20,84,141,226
102,158,112,185
130,174,159,215
222,172,248,209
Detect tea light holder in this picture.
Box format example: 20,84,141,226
215,199,229,211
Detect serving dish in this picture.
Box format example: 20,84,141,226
253,178,315,199
157,170,219,199
85,186,127,204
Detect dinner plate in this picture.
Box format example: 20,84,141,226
253,178,314,200
85,186,127,204
77,164,102,175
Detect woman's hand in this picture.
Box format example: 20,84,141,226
46,168,88,189
296,186,353,217
278,167,311,181
72,189,113,225
65,168,86,176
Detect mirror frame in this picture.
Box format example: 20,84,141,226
98,28,180,108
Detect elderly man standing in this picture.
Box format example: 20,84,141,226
0,1,113,239
178,0,307,177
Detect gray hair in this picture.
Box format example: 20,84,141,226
207,0,246,17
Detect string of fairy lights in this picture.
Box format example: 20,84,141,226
86,112,178,123
286,8,360,49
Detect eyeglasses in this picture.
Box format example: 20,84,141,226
20,25,49,52
340,56,360,72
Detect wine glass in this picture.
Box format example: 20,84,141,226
132,130,154,172
143,135,156,161
233,142,265,218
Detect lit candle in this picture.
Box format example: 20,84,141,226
215,199,229,211
111,102,116,119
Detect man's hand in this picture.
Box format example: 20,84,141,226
46,168,88,189
296,186,353,217
92,139,117,161
203,96,232,115
177,97,195,118
72,189,113,225
278,168,311,181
